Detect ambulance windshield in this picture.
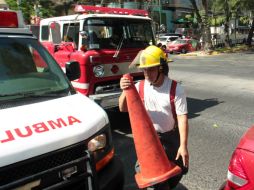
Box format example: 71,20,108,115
0,37,71,100
82,18,155,50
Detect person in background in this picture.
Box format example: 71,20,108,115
161,44,167,52
157,42,162,48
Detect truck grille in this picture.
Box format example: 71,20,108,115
0,141,87,187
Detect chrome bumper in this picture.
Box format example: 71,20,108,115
89,91,122,109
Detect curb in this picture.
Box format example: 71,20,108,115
180,53,198,56
177,51,220,57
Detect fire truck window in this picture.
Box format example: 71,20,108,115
83,18,154,49
109,27,123,48
99,28,106,38
128,22,154,47
63,23,79,49
41,25,49,41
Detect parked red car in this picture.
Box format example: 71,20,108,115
220,125,254,190
167,38,200,54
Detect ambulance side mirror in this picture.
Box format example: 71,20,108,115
65,61,80,81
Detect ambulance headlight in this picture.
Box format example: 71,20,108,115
88,134,106,152
93,65,104,77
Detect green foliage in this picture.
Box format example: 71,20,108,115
210,16,225,26
184,14,199,28
5,0,18,10
213,0,254,19
238,0,254,11
5,0,55,24
37,0,56,18
239,16,249,25
215,44,254,53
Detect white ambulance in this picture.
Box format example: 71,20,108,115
0,10,124,190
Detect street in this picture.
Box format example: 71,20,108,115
108,52,254,190
2,1,254,189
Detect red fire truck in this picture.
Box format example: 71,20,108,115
39,5,156,109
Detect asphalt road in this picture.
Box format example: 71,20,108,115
107,52,254,190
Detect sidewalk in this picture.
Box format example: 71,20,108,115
178,44,254,57
178,50,220,57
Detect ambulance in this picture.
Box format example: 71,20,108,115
0,10,124,190
39,5,156,109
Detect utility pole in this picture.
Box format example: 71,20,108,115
159,0,161,27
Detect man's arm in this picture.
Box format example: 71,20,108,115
119,77,132,112
176,114,189,167
119,91,128,112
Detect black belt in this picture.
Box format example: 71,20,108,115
157,128,179,138
157,130,172,137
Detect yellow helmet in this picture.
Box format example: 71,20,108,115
138,45,167,68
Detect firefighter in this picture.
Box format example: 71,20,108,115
119,45,189,190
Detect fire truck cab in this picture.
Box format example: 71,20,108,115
0,9,124,190
39,5,156,109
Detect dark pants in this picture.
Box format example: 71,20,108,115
135,128,188,190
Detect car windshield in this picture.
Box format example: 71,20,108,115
159,37,167,42
172,39,188,44
169,37,179,41
0,37,71,101
82,17,155,49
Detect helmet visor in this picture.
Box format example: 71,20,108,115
129,50,143,69
129,50,161,69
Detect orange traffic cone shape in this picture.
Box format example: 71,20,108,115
123,73,182,188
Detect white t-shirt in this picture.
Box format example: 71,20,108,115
135,77,188,133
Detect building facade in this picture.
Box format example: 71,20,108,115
48,0,201,33
0,0,8,9
86,0,201,33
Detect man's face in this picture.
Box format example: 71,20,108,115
142,66,159,83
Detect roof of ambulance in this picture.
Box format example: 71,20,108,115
40,13,152,23
0,28,33,35
0,10,33,36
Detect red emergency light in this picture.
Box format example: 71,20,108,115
0,11,19,28
74,5,148,17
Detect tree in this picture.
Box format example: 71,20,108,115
213,0,254,47
5,0,55,24
213,0,233,47
189,0,212,51
238,0,254,46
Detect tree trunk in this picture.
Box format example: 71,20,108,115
202,0,212,51
247,17,254,46
189,0,204,48
189,0,202,23
224,0,231,47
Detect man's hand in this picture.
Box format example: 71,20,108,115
176,145,189,168
120,77,132,90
